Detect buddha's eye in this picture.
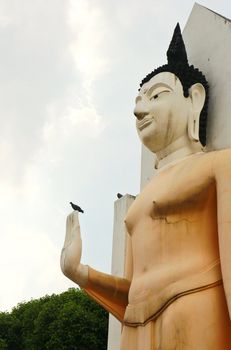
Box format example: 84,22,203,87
150,94,159,100
151,90,170,101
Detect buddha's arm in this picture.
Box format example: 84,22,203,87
85,231,133,321
61,211,130,322
84,267,130,321
215,149,231,319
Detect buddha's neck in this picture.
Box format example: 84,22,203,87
155,135,203,169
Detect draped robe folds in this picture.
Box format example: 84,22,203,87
84,149,231,349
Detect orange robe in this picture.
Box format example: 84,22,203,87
85,149,231,349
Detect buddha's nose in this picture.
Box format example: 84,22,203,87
134,100,149,120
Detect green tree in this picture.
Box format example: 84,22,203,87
0,338,7,350
0,289,108,350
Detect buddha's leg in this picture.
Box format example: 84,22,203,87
155,284,231,350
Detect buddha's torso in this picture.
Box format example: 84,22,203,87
124,152,222,324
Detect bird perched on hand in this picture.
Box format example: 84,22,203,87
70,202,84,213
117,193,123,199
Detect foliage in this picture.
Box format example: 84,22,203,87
0,289,108,350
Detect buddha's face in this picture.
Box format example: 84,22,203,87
134,72,192,153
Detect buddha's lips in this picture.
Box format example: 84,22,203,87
137,117,154,131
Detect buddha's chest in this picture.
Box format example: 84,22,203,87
125,157,216,235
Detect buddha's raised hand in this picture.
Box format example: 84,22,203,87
60,211,88,287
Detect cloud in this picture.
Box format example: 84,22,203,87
0,1,14,28
67,0,109,91
0,226,72,311
0,15,12,28
0,0,74,185
43,99,106,143
0,0,142,313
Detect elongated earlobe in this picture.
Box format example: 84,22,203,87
188,111,200,142
188,83,206,142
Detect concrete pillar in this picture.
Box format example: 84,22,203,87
107,194,135,350
183,3,231,150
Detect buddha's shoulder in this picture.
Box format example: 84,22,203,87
205,148,231,163
200,149,231,175
175,149,231,174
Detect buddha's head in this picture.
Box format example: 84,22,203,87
134,24,209,154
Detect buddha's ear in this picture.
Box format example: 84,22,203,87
188,83,206,142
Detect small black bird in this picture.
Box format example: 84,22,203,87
117,193,123,199
70,202,84,213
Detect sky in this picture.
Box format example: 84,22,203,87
0,0,231,311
